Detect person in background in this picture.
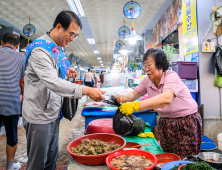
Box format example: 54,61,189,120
93,71,98,88
22,11,105,170
84,68,94,87
0,33,25,170
100,71,104,88
115,48,202,159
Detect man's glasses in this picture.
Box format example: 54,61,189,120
64,29,79,39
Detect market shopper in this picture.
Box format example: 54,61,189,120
100,71,104,88
115,48,202,159
22,11,105,170
84,68,94,87
0,33,25,170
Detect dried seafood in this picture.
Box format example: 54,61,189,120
71,139,121,155
110,155,153,170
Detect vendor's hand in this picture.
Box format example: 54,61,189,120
119,101,140,116
66,67,78,79
114,94,123,103
83,87,106,102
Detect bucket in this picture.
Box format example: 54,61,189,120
218,133,222,150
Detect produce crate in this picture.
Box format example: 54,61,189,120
172,61,197,79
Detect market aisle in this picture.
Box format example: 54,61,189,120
0,96,87,169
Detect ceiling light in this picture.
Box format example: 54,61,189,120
124,21,142,44
87,38,95,44
97,57,101,60
66,0,85,17
99,61,103,63
119,41,131,55
94,50,99,54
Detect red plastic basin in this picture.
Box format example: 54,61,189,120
106,150,157,170
155,153,181,169
67,133,126,165
76,80,83,84
124,142,142,149
178,164,186,170
85,118,117,135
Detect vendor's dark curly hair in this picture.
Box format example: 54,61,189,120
143,48,169,72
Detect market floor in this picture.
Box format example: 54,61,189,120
0,96,88,169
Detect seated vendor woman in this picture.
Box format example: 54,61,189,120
115,48,202,159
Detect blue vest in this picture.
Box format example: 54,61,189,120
25,39,70,79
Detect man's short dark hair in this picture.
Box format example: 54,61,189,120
53,10,82,30
88,68,91,72
101,71,104,74
143,48,169,72
2,33,20,46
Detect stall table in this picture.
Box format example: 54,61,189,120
82,108,157,133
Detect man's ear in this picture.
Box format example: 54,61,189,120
55,23,63,31
15,43,19,50
1,40,5,46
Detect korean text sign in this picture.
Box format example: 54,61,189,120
182,0,199,62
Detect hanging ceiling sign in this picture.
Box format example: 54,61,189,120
23,24,36,36
123,1,141,19
113,53,119,59
118,26,130,38
114,47,120,54
69,53,75,60
115,40,124,48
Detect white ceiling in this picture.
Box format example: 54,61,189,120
0,0,167,67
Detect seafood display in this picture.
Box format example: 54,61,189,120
71,139,121,155
110,155,153,170
206,159,216,162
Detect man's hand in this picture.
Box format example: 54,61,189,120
82,87,106,102
66,67,78,79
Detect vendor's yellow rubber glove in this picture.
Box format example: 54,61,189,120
138,132,154,138
119,101,140,116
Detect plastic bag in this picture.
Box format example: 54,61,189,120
214,72,222,88
103,95,134,136
62,79,79,121
113,108,134,135
212,45,222,75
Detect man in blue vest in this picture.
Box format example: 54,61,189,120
0,33,24,170
22,10,105,170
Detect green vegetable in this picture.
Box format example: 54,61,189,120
129,115,146,136
182,162,214,170
162,44,176,64
170,163,182,170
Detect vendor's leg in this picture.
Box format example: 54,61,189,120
45,117,60,170
158,117,173,153
177,113,202,158
23,117,60,170
158,113,202,159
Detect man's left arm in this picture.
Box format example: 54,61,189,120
20,79,24,95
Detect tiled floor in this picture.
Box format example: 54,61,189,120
0,96,88,169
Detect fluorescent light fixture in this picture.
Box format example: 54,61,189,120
66,0,85,17
99,61,103,63
97,57,101,60
94,50,99,54
87,38,95,44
